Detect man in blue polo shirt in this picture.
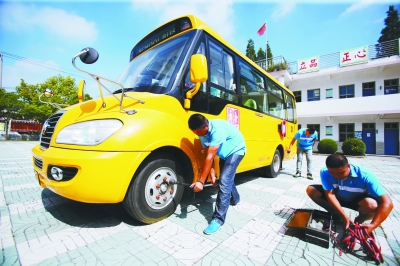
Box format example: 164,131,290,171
306,154,393,233
188,113,246,235
287,128,318,179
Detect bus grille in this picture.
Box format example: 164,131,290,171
40,112,65,150
34,157,43,170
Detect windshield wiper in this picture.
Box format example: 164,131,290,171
113,88,135,94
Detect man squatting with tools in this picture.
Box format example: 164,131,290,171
188,114,246,235
307,154,393,233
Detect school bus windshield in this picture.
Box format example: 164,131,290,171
115,31,195,95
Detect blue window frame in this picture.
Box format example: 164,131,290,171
339,85,354,98
307,89,320,101
362,82,375,97
384,79,398,95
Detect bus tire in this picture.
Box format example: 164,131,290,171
264,149,281,178
123,154,184,224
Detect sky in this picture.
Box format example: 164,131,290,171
1,0,399,98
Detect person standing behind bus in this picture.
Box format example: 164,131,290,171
188,113,246,235
287,128,318,180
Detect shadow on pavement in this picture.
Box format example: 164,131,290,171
41,188,143,227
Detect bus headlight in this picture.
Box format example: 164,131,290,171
56,119,123,145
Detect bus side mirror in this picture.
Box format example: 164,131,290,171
79,47,99,64
44,88,54,98
78,80,86,103
184,54,208,109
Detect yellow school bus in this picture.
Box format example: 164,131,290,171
32,15,297,224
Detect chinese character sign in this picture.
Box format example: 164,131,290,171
297,56,320,74
227,107,239,129
340,46,368,67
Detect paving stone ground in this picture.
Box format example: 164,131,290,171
1,141,399,265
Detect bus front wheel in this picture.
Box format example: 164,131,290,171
264,149,281,178
123,154,184,224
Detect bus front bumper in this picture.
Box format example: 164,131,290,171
32,144,150,203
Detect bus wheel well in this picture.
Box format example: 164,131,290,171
277,145,284,162
150,147,193,184
262,147,282,178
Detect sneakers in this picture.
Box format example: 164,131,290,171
307,173,313,180
293,172,301,178
203,219,222,235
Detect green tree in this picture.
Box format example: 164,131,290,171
15,75,92,123
264,42,274,69
246,39,257,61
378,5,400,43
376,5,400,58
266,41,273,59
256,47,265,61
0,88,24,139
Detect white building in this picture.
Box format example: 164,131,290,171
267,39,400,155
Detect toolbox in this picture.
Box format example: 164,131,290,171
287,209,332,248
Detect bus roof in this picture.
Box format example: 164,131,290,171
132,14,293,96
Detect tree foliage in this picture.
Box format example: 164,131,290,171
376,5,400,58
246,39,273,68
256,47,265,61
0,88,24,121
246,39,257,61
0,88,24,138
378,5,400,43
266,42,272,59
7,75,92,124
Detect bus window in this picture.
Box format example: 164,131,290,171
117,31,194,94
267,79,285,119
285,91,296,123
240,62,267,112
208,41,238,103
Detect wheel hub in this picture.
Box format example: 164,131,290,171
159,182,168,194
144,167,177,210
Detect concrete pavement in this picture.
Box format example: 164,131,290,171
1,141,399,265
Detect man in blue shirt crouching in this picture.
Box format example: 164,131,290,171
188,113,246,235
306,154,393,234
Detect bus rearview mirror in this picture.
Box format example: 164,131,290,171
44,88,54,98
185,54,208,109
190,54,208,83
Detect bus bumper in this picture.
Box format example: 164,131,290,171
32,144,150,203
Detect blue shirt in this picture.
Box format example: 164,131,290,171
320,164,386,202
199,119,246,160
294,128,318,150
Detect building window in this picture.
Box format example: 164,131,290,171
385,123,398,130
307,89,320,101
363,123,375,130
384,79,399,95
326,88,333,99
339,123,354,141
307,124,320,140
339,85,354,98
293,91,301,102
326,126,333,135
362,82,375,97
